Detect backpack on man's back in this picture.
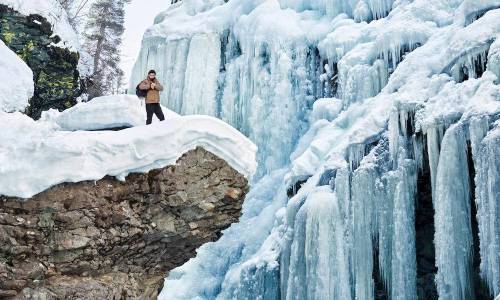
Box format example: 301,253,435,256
136,83,147,98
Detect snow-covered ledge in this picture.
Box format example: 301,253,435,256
0,102,257,198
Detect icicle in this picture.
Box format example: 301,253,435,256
390,160,417,300
347,143,366,171
338,59,389,108
448,44,491,83
425,123,444,202
378,172,395,292
470,117,500,297
304,189,351,300
412,133,424,172
487,38,500,80
351,167,378,299
334,167,351,221
285,200,308,300
181,33,222,116
367,0,394,20
280,195,307,298
389,108,400,168
434,124,474,300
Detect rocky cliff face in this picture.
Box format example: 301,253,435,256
0,147,249,299
0,4,80,119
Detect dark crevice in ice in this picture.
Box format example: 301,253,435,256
307,47,324,100
321,59,338,98
464,5,500,26
466,141,491,300
374,246,389,300
441,41,493,83
317,169,337,187
286,177,310,198
415,140,438,300
378,43,422,76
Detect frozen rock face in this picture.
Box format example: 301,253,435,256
0,147,249,299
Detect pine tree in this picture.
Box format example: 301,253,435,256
83,0,130,100
57,0,91,30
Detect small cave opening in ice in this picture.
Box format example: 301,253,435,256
378,42,423,77
464,5,500,26
287,177,310,198
444,43,492,83
373,245,389,300
320,59,338,98
259,43,271,73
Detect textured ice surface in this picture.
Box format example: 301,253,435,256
133,0,500,298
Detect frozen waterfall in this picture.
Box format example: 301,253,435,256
129,0,500,299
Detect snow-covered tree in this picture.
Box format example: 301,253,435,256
57,0,91,29
83,0,129,100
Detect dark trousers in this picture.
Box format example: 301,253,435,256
146,103,165,125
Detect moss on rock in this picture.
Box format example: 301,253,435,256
0,4,81,119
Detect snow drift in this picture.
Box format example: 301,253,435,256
43,95,178,131
0,97,257,199
0,40,33,112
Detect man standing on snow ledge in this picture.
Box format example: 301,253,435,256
139,70,165,125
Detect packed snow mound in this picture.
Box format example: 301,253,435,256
41,95,179,131
0,0,79,50
0,109,257,198
0,40,33,112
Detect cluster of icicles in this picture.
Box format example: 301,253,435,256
275,107,500,300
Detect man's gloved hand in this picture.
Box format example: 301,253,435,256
151,83,156,90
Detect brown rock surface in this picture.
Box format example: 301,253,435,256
0,147,249,299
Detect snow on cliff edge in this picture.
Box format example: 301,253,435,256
0,97,257,199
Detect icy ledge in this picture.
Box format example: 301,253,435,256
0,109,257,199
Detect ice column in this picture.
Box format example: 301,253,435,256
470,117,500,297
434,124,474,299
284,188,351,300
390,160,417,300
351,167,377,300
181,33,222,116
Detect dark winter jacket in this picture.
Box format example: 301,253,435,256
139,78,164,104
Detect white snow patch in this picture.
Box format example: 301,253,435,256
42,94,179,131
0,40,33,112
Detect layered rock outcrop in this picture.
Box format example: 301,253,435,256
0,147,249,299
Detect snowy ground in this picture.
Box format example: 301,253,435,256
42,95,178,131
0,96,257,199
